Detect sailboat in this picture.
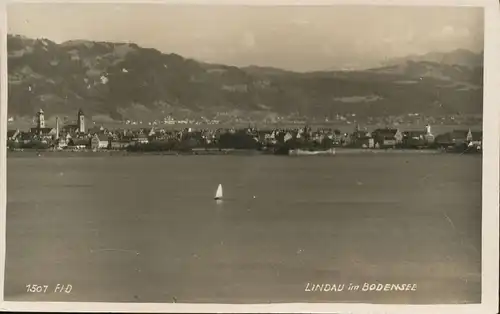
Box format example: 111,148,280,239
214,184,223,200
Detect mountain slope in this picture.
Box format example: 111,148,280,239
7,34,484,122
381,49,484,69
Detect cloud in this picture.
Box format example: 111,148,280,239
436,25,471,39
441,25,455,36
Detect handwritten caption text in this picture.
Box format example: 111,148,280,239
26,284,73,294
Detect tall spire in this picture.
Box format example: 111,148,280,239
55,116,60,140
77,109,85,133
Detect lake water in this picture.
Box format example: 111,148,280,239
4,153,482,304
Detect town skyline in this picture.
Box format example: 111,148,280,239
7,4,484,71
7,103,483,155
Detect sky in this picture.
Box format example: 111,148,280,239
7,4,484,72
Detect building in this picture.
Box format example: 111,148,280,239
401,124,435,148
58,109,87,136
55,134,70,149
449,130,470,146
371,128,403,148
350,125,373,148
132,134,149,145
78,109,85,133
29,109,56,140
91,134,110,150
68,138,90,149
402,130,428,148
62,124,79,135
88,125,108,135
469,131,483,146
434,132,454,147
109,139,131,150
462,129,482,149
283,132,293,142
424,124,435,143
29,127,56,139
7,129,20,142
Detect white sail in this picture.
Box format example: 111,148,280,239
215,184,223,199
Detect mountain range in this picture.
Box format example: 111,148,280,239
7,34,484,123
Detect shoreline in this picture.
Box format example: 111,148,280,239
332,148,445,155
6,147,478,157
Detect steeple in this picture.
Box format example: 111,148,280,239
55,116,60,140
77,109,85,133
424,123,435,143
36,108,45,129
425,124,432,135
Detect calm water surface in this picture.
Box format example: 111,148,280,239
5,154,482,303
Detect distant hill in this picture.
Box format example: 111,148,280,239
7,34,483,122
380,49,484,69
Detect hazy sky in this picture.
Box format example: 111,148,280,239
8,4,484,71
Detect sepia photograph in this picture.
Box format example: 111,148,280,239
0,0,498,312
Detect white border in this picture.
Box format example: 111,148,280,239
0,0,8,309
0,0,498,313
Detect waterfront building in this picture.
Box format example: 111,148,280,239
469,131,483,147
7,129,20,142
424,124,435,143
29,109,56,139
91,134,110,150
61,109,87,136
67,138,90,149
372,128,403,148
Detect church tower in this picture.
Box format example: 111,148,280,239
424,124,435,143
77,109,85,134
425,124,432,135
36,109,45,129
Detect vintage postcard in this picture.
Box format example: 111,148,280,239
0,0,498,313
